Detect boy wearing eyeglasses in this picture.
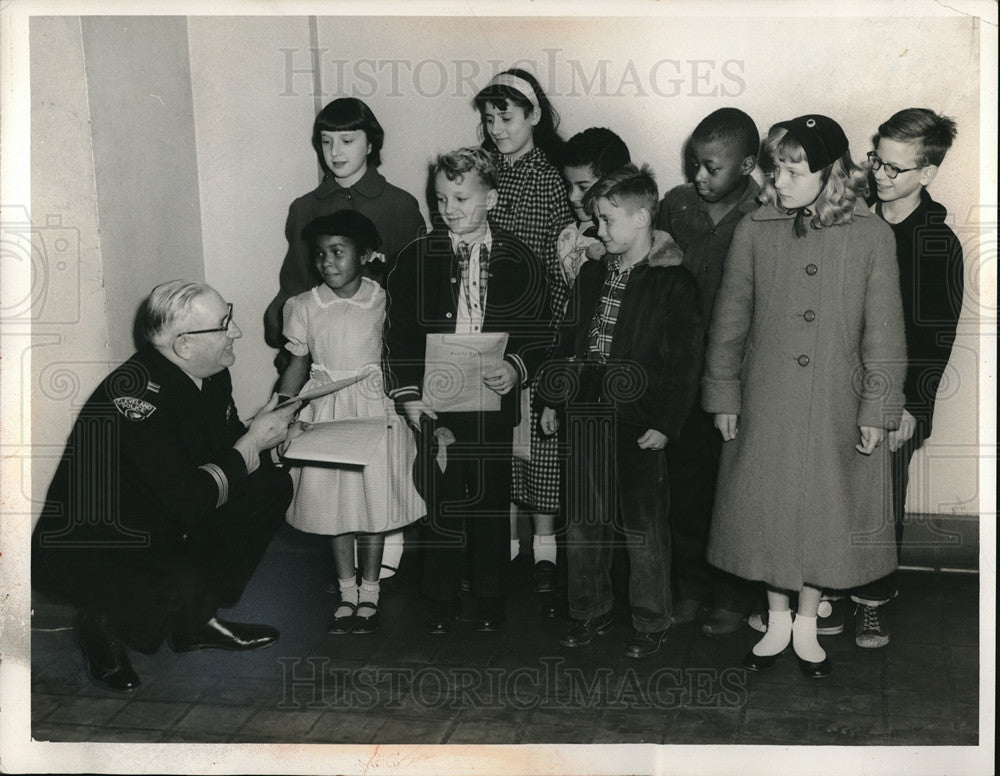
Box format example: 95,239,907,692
851,108,964,649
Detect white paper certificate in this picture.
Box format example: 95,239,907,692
423,332,509,413
282,418,388,466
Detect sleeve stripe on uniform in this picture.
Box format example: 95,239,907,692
198,462,229,508
388,385,420,400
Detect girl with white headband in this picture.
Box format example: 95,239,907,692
473,69,573,600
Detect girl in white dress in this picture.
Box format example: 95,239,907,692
278,211,424,634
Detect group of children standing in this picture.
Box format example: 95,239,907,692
264,68,964,679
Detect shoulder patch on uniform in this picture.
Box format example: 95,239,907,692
114,396,157,421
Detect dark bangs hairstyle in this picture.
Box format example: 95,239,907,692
473,68,565,164
311,98,385,174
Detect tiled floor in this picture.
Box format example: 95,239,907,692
31,524,980,747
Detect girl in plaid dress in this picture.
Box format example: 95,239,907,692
474,69,573,591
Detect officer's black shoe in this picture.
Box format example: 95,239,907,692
169,617,279,652
74,614,141,692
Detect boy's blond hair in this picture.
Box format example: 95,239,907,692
434,147,498,190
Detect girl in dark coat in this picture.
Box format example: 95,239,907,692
702,115,906,678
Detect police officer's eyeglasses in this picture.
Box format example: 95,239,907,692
177,303,234,337
867,152,924,179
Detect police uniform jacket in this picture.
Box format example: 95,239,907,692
34,346,281,553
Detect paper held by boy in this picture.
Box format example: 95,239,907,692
423,332,509,413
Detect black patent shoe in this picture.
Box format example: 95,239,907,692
797,656,832,678
533,560,558,594
327,602,357,635
352,602,381,634
427,600,459,635
75,614,141,692
474,596,506,632
560,612,614,647
742,649,783,671
170,617,279,652
624,628,667,659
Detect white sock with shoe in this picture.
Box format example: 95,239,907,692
335,578,358,618
752,608,792,656
792,613,827,662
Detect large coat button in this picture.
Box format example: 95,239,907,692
797,355,810,367
445,312,453,319
805,264,818,275
803,310,816,322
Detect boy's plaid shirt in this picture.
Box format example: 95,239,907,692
586,255,646,361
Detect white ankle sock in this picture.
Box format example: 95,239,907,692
533,534,557,564
752,608,793,656
792,614,826,662
357,579,380,616
335,577,358,618
510,538,521,561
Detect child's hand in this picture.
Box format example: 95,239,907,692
714,414,739,441
856,426,885,455
540,407,560,436
403,400,438,429
887,409,917,452
483,361,518,396
637,429,668,450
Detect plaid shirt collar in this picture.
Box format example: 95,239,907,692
448,224,493,257
603,253,648,275
494,146,547,173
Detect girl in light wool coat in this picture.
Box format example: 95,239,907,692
702,115,906,679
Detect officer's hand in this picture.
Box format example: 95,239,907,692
248,393,301,451
278,420,311,457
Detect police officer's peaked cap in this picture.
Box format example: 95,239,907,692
774,114,849,172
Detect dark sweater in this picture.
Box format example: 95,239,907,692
875,189,964,438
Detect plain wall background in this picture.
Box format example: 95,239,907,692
26,11,984,518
